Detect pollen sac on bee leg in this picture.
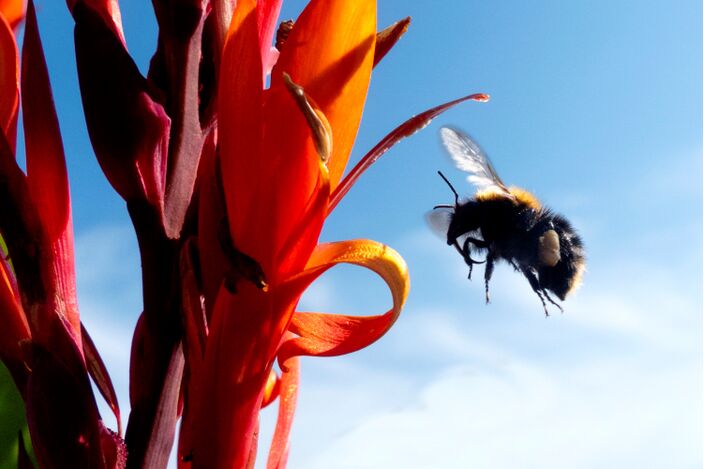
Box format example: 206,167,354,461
538,229,561,267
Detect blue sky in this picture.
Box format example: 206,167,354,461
25,0,703,467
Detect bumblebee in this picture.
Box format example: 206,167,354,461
428,127,585,315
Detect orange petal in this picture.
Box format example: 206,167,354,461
266,357,299,469
277,239,408,364
218,0,266,264
272,0,376,189
235,83,327,279
0,0,24,29
0,12,18,145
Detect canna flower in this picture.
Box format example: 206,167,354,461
0,2,122,467
180,0,487,467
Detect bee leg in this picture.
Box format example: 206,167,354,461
541,289,563,313
465,236,489,249
521,267,550,316
484,250,496,304
454,238,484,280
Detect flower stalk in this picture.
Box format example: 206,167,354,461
0,0,488,467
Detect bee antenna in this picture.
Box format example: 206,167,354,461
437,171,459,206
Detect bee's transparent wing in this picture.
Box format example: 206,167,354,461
425,207,453,240
440,126,512,197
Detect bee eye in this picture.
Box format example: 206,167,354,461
538,229,561,266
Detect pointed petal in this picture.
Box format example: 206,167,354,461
329,93,490,212
73,1,170,214
266,357,299,469
373,17,411,67
272,0,376,189
22,0,82,339
277,239,408,364
256,0,282,70
82,323,122,436
22,0,69,242
0,12,17,145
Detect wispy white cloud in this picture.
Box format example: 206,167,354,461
74,224,142,434
278,226,701,469
71,219,701,469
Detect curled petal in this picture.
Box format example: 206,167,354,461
266,357,299,469
277,240,409,364
329,92,490,213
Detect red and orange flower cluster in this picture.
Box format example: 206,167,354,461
0,0,485,467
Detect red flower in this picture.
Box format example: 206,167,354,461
179,0,487,467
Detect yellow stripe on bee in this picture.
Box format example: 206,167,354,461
475,187,542,210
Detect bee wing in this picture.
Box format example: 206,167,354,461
440,126,512,197
425,207,453,240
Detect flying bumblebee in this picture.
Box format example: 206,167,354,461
428,126,585,315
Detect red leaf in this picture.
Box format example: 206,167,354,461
329,93,490,212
